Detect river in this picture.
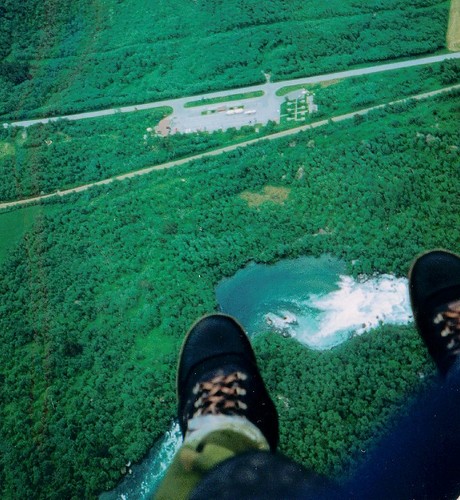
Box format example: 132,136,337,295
99,422,182,500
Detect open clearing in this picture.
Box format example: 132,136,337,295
0,206,40,264
0,142,14,157
240,186,291,207
184,90,264,108
448,0,460,50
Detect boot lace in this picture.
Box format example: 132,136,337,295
192,371,248,417
434,300,460,354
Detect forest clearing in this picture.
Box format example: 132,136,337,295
447,0,460,49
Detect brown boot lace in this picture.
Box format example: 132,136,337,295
192,372,248,418
434,300,460,354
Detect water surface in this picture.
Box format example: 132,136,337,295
216,255,412,349
100,423,181,500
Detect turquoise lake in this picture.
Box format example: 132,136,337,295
216,254,349,348
216,255,411,349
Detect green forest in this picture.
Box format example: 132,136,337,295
1,89,459,497
1,59,459,204
0,0,450,119
1,0,459,497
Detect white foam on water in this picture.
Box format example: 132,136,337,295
264,310,298,330
294,274,412,349
139,422,182,498
100,421,182,500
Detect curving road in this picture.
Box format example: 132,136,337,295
1,84,459,211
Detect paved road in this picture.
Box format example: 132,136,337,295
5,52,460,132
1,84,458,211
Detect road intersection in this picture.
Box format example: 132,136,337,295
5,52,460,134
1,83,459,211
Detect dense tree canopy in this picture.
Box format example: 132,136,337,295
254,324,435,478
0,90,458,497
1,60,459,204
0,4,457,496
0,0,450,119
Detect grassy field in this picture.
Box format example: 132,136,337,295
447,0,460,50
184,90,264,108
0,206,41,264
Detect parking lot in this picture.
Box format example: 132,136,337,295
169,88,282,133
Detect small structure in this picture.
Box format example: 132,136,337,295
306,94,318,113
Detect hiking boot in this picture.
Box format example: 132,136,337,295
177,314,279,451
409,250,460,376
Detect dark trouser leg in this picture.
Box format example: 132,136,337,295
343,358,460,499
189,360,460,500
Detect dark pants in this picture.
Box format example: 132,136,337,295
190,360,460,500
